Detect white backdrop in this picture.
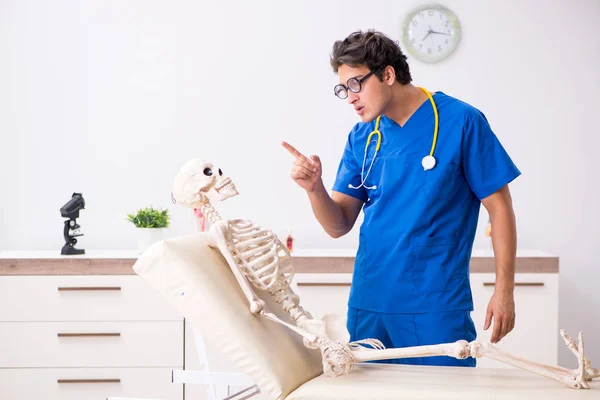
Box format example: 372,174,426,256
1,0,598,366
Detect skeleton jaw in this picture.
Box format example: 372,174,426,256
206,177,238,204
214,178,234,193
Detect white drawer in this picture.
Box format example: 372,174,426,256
0,276,181,321
470,273,559,368
0,321,183,368
0,367,182,400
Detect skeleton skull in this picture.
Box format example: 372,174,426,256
171,159,238,208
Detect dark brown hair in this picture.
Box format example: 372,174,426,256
330,30,412,85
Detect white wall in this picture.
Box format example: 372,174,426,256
1,0,598,366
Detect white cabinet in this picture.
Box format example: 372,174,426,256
292,272,559,368
0,275,184,400
0,250,560,400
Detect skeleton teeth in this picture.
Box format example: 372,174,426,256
217,182,234,192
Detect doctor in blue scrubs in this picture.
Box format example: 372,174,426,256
283,30,520,367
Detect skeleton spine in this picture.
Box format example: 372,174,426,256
200,202,222,225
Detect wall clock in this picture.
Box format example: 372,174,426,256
401,4,461,63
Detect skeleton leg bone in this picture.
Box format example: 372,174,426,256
352,340,470,362
350,333,595,389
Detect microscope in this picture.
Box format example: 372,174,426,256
60,192,85,255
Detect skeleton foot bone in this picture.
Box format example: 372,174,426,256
560,329,599,385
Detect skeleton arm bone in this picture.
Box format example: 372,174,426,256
210,221,266,314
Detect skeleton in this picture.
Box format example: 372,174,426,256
171,158,599,390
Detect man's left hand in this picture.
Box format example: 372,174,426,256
483,290,515,343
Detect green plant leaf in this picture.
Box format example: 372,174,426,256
126,207,170,228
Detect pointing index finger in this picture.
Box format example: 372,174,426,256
282,141,307,160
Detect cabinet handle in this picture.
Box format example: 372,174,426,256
297,283,351,287
57,379,120,384
57,333,121,337
483,282,545,287
58,286,121,291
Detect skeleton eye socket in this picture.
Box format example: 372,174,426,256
218,168,223,176
203,168,213,176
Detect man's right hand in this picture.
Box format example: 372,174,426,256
282,141,322,192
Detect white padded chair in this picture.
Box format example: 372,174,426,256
130,233,597,400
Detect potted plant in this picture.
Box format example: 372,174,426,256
127,207,170,253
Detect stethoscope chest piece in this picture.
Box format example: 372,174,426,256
422,155,436,171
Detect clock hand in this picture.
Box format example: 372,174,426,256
430,29,450,36
422,29,432,41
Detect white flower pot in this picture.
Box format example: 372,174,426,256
136,228,164,254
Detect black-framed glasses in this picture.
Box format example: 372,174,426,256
334,70,375,99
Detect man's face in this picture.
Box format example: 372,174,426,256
337,64,387,123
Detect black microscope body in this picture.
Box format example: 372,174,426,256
60,192,85,255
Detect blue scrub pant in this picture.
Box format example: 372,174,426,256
347,307,477,367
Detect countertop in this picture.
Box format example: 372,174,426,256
0,248,556,259
0,248,558,275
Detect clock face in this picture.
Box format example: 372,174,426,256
401,5,461,63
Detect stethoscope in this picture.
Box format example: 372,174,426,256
349,87,439,190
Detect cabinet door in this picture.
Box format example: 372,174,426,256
470,273,559,368
0,368,182,400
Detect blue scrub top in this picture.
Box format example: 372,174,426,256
332,91,521,314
